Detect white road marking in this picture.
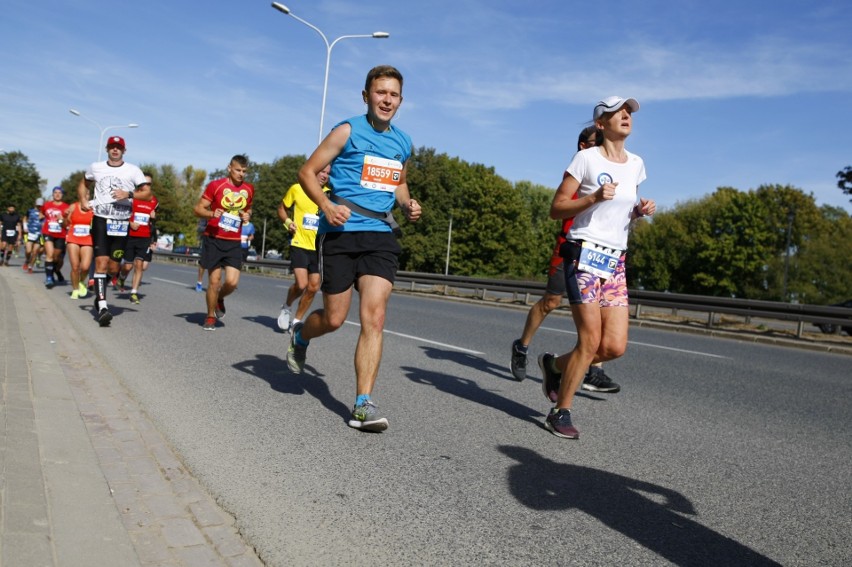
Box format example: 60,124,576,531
152,277,194,287
539,325,731,359
343,321,484,355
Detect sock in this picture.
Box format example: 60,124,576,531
94,273,107,301
294,328,309,347
355,394,371,407
45,261,54,278
131,289,137,294
98,300,108,310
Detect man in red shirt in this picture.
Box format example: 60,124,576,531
41,186,70,288
119,173,159,304
193,155,253,330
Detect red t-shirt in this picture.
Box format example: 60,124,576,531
202,178,254,241
129,196,159,238
41,201,70,237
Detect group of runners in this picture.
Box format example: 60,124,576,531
12,64,653,439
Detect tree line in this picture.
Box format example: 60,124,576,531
1,149,849,304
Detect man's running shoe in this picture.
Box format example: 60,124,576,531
510,339,527,381
277,306,291,331
348,400,389,432
545,408,579,439
70,290,80,300
22,264,29,271
78,282,87,297
118,276,126,291
55,271,65,283
130,293,140,304
286,323,307,373
97,308,113,327
195,282,203,293
538,353,561,403
44,276,55,289
581,366,621,393
203,316,216,331
111,276,118,290
27,266,33,274
215,298,226,318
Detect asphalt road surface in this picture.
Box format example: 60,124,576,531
34,261,852,566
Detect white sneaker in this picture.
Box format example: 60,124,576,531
277,306,291,331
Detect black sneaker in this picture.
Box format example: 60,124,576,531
510,340,527,381
538,353,561,403
545,408,580,439
581,366,621,393
97,308,113,327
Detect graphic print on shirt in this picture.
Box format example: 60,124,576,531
217,188,250,233
93,175,134,219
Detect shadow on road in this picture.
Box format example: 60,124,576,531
498,445,781,567
420,345,530,382
401,364,545,427
232,353,350,422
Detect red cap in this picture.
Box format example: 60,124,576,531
106,136,126,149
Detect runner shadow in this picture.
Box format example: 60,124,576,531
232,353,350,421
242,314,281,332
498,445,781,566
420,345,522,382
401,365,545,426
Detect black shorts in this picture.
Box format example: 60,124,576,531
200,235,242,270
43,235,67,252
1,233,17,245
319,231,400,294
124,236,153,263
290,246,319,274
92,216,129,261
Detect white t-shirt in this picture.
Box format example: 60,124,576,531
565,146,647,250
85,161,147,220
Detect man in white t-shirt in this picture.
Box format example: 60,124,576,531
77,136,152,326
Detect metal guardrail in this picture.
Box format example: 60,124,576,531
156,251,851,339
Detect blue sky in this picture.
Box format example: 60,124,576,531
2,0,851,213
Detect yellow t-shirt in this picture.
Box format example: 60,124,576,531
282,183,329,251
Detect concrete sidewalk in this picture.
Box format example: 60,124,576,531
0,262,263,567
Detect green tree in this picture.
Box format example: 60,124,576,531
791,205,852,304
836,166,852,202
0,151,42,212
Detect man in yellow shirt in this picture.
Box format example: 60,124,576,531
277,166,330,332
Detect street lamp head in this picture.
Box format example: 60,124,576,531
372,32,390,38
271,2,290,15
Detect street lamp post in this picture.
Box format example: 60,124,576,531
69,109,139,161
781,210,795,301
271,2,389,144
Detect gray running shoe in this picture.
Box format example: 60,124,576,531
510,339,527,381
545,408,579,439
97,308,113,327
203,317,216,331
286,322,307,373
581,366,621,393
348,400,389,432
538,353,561,403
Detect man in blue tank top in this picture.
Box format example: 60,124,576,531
286,65,422,432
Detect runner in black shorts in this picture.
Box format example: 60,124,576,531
78,135,152,326
286,65,422,433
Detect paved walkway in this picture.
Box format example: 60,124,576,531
0,261,264,567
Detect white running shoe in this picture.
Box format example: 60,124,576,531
277,306,291,331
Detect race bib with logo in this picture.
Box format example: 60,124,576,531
576,241,622,280
133,212,151,225
106,220,129,237
219,212,241,233
72,225,91,237
5,229,16,237
360,156,403,192
48,221,62,233
302,213,320,231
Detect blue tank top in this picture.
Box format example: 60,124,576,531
321,114,412,233
26,208,42,233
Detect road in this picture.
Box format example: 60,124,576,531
36,261,852,566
